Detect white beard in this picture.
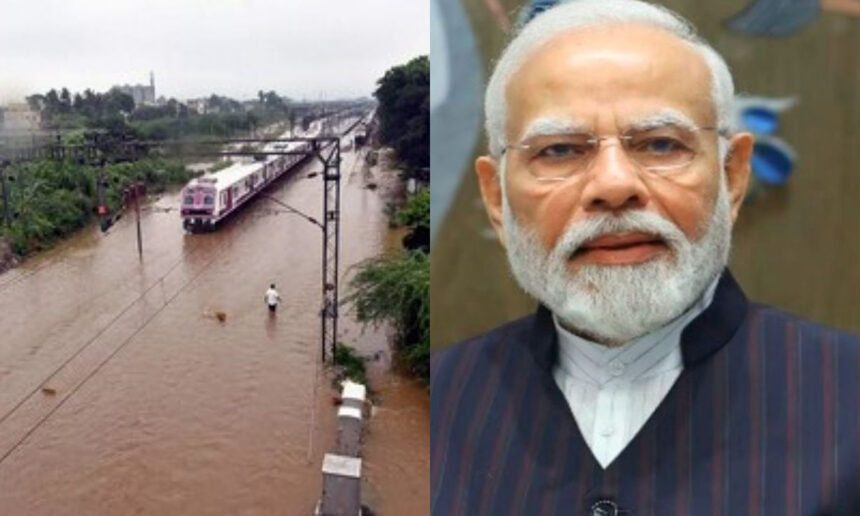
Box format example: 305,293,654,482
502,179,732,346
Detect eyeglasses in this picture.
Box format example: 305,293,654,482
502,126,721,182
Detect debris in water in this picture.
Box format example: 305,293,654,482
203,310,228,323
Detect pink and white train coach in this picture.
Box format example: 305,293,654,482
179,138,313,232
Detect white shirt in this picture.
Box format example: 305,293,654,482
265,288,280,306
552,278,719,469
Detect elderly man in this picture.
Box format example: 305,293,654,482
430,1,860,514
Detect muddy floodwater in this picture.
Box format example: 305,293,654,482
0,132,428,514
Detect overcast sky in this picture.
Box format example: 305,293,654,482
0,0,428,105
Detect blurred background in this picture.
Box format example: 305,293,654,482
430,0,860,351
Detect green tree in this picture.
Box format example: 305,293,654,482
26,93,45,112
59,88,72,114
104,89,135,114
44,89,60,116
346,251,429,381
373,55,429,174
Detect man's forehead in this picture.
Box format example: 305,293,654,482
519,109,699,141
505,24,714,135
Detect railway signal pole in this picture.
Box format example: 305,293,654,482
122,182,146,260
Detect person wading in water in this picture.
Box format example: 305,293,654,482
265,283,281,314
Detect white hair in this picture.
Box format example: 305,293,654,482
485,0,735,158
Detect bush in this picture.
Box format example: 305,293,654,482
392,188,429,228
345,251,429,382
0,157,194,256
392,188,429,252
334,343,367,385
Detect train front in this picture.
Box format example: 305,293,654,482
180,178,217,231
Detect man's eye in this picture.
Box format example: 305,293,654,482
536,143,588,159
637,137,684,154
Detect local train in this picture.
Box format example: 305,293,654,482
180,130,316,232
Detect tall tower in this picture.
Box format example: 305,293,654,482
149,71,155,102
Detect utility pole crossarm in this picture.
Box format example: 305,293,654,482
259,194,323,230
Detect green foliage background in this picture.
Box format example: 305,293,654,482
391,188,429,228
373,55,429,174
1,158,193,255
334,342,368,385
28,87,293,142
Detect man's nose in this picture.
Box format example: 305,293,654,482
579,141,650,212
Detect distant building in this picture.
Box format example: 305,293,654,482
185,98,209,115
0,102,42,134
114,72,156,107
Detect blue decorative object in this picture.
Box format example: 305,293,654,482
726,0,820,37
750,136,796,186
732,96,798,193
741,107,780,134
734,96,797,126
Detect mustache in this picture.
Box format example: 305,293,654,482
551,210,688,259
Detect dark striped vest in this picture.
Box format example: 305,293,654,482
431,271,860,515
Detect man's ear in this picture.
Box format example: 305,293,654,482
723,132,754,223
475,155,507,246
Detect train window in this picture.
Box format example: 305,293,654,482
204,196,214,205
184,195,194,205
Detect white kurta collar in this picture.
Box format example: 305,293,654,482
553,276,720,386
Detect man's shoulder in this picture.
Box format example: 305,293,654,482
749,301,860,352
431,313,538,383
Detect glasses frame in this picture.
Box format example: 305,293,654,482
501,126,725,182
